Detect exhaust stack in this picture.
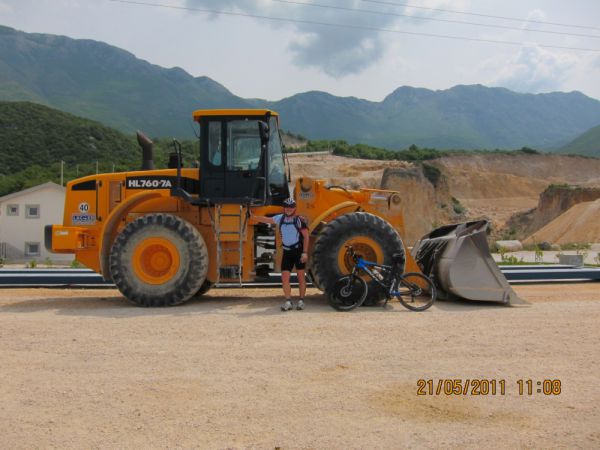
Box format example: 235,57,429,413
136,131,155,170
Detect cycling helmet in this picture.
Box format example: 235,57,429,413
283,198,297,208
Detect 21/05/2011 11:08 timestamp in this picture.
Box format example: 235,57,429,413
417,379,562,396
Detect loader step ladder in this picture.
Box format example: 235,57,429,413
209,204,247,287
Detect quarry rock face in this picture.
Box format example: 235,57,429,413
524,198,600,246
380,165,456,244
288,153,600,247
509,185,600,241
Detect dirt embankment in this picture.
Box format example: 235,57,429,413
287,153,600,244
508,185,600,241
431,154,600,232
380,165,459,244
524,198,600,245
433,154,600,187
288,153,409,189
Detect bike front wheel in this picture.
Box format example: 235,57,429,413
328,275,368,311
397,272,436,311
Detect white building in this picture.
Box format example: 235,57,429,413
0,182,72,264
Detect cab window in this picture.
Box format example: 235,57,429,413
227,120,261,171
208,121,222,166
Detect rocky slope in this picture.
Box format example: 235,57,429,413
430,154,600,236
288,153,600,245
524,198,600,245
507,185,600,241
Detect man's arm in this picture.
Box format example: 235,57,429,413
250,212,276,225
300,228,309,263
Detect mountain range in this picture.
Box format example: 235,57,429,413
1,25,600,150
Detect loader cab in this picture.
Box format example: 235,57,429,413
194,109,289,205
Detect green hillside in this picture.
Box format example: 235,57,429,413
2,26,600,151
0,102,197,196
0,25,249,138
559,124,600,157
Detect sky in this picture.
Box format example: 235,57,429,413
1,0,600,101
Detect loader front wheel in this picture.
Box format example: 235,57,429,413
110,213,208,307
312,212,405,306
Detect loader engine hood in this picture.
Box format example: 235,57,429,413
413,220,524,304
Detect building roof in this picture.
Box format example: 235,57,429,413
0,182,65,203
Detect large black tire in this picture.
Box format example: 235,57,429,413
396,272,436,312
312,212,405,306
192,280,214,298
328,275,368,311
109,213,208,307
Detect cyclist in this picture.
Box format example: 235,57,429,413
251,198,309,311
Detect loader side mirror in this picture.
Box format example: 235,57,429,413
258,121,270,144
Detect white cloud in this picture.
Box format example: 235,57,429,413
524,8,547,25
484,45,578,93
185,0,468,78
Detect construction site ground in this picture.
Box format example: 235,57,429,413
1,285,599,449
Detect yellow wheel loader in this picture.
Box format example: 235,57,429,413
45,109,521,306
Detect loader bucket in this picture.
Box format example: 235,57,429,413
412,220,524,304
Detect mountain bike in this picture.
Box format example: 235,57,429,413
327,245,436,311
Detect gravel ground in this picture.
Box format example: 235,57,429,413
1,284,599,449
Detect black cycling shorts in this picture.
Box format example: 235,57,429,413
281,247,305,272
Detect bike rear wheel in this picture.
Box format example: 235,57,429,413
397,272,436,311
328,275,368,311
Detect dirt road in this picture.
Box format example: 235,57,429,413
1,285,599,449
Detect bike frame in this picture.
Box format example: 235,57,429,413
351,257,402,298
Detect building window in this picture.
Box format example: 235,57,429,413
25,242,41,256
7,204,19,216
26,204,40,219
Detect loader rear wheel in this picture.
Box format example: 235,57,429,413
110,213,208,307
312,212,405,306
192,280,214,298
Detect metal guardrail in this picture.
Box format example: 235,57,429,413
500,265,600,283
0,265,599,287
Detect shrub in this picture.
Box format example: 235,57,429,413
451,197,466,215
501,253,520,265
534,245,543,263
422,163,442,187
519,147,539,154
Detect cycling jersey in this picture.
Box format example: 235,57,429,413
272,214,308,250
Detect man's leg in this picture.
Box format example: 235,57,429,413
297,269,306,298
296,269,306,310
282,270,292,298
281,270,293,311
